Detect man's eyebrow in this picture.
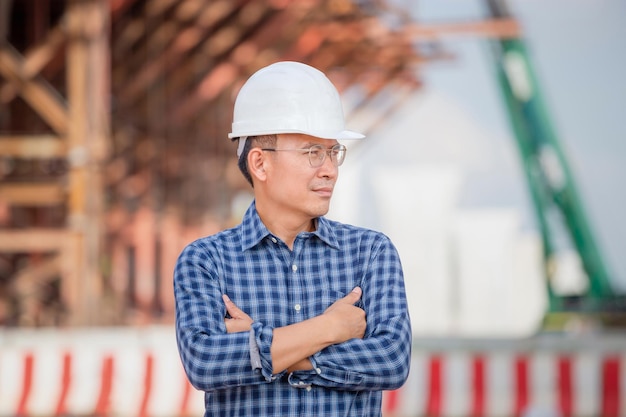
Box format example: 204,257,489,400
294,142,316,149
302,142,337,148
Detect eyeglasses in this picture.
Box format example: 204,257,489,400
261,144,347,168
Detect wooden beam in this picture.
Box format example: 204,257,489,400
146,0,179,17
0,45,69,135
0,135,67,158
65,0,110,325
0,25,66,103
0,183,65,205
115,0,241,106
167,4,289,126
0,229,68,252
111,0,141,19
0,0,11,41
14,254,62,292
112,0,180,73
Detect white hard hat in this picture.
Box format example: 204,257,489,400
228,61,364,142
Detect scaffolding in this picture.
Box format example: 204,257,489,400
0,0,524,326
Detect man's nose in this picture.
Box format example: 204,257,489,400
318,153,338,176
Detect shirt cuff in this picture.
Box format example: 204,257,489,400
249,327,262,371
252,321,286,381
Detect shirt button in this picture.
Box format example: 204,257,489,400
291,264,297,272
315,367,322,374
270,237,277,243
306,386,312,392
294,304,301,311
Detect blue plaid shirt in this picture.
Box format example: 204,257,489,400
174,201,412,417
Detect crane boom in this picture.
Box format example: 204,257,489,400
484,0,619,318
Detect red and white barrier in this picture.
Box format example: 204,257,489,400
1,328,625,417
0,328,204,417
383,347,626,417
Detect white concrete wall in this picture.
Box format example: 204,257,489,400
330,163,546,338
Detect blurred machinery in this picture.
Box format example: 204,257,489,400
485,0,626,327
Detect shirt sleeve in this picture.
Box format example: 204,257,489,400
174,241,275,391
288,234,412,391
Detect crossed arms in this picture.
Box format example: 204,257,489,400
222,287,365,374
175,236,412,392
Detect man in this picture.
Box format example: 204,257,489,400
174,61,412,417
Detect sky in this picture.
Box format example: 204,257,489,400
387,0,626,292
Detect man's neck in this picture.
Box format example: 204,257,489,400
256,203,315,250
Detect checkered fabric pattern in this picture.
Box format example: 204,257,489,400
174,201,412,417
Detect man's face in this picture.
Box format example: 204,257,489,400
263,133,340,221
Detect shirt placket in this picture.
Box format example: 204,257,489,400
286,236,317,401
289,238,305,324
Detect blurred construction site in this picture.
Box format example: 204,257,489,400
1,0,625,416
0,0,526,328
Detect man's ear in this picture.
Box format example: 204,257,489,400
248,148,267,182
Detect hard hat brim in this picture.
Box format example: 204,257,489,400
228,129,364,140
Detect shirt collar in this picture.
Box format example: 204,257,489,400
239,201,340,251
313,216,340,249
240,201,271,251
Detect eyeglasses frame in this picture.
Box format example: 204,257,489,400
260,143,347,167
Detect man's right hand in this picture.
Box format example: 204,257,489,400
322,287,366,344
270,286,366,374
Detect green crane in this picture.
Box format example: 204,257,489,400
484,0,624,326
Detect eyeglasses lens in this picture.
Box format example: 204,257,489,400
308,145,346,167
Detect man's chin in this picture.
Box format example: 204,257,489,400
309,204,330,218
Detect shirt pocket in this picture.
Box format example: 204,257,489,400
309,287,364,316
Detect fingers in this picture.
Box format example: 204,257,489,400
223,294,253,333
223,294,246,320
223,293,235,315
322,287,366,343
324,286,363,314
341,286,362,305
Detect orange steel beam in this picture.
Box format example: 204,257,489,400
405,18,521,40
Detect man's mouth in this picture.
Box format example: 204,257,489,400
313,186,334,197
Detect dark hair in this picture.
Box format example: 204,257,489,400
237,134,277,187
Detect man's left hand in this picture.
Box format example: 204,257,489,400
223,294,253,333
